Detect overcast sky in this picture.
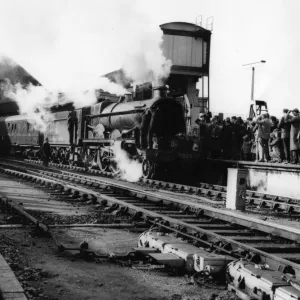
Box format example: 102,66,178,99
0,0,299,116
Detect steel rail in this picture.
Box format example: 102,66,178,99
37,169,300,241
19,158,300,215
2,167,300,277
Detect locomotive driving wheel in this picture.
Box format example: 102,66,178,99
142,159,156,179
84,152,94,170
109,159,120,175
97,150,110,172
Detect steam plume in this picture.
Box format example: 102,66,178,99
4,83,55,131
111,141,142,182
122,29,172,86
2,76,127,132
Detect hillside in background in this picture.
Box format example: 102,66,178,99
0,56,40,115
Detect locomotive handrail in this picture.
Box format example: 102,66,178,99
88,108,145,119
82,139,114,143
82,139,135,143
133,104,147,109
53,118,68,121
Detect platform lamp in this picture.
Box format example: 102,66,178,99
242,60,266,101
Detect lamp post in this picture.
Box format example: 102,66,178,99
242,60,266,101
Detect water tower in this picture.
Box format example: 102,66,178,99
160,21,212,126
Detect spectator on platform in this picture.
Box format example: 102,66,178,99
278,109,291,163
269,129,282,163
207,116,222,158
241,132,252,161
241,118,254,161
256,114,272,162
285,109,300,164
251,121,258,161
203,112,212,124
270,116,279,132
221,117,234,159
231,116,244,160
202,110,300,165
196,113,209,155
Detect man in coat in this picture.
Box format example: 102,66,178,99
256,114,272,162
42,138,51,167
285,108,300,164
278,108,291,163
269,129,282,163
221,117,234,159
67,110,78,145
195,113,209,155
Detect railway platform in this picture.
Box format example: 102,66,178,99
201,159,300,199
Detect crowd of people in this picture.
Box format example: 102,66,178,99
195,108,300,164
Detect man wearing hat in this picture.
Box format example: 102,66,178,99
256,114,272,162
269,129,282,163
278,109,291,162
221,117,234,159
41,137,51,167
285,109,300,164
195,114,208,154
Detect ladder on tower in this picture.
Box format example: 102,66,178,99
249,100,268,119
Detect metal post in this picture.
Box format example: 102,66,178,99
242,60,266,103
251,67,255,101
202,77,204,99
207,75,210,112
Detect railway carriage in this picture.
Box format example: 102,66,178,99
0,115,41,157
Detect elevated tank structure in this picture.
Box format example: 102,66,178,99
160,22,211,126
104,21,212,131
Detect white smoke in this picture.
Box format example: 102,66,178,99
2,76,127,132
98,77,128,95
111,141,142,182
4,83,55,132
0,2,173,134
122,29,172,86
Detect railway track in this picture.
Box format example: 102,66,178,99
1,165,300,279
3,158,300,216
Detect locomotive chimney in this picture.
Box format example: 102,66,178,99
124,93,133,102
153,86,168,98
118,92,133,103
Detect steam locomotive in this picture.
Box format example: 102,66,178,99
0,87,201,179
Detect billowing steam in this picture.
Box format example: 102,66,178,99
122,30,172,86
111,141,143,182
1,75,128,132
3,83,54,131
0,2,174,135
98,77,128,95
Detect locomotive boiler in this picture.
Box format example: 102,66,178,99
83,87,199,178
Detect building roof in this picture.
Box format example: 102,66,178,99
104,69,132,88
160,22,211,39
0,56,41,116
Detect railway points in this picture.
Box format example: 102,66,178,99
1,170,213,300
1,159,299,298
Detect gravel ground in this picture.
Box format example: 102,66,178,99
0,227,235,300
0,171,237,300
